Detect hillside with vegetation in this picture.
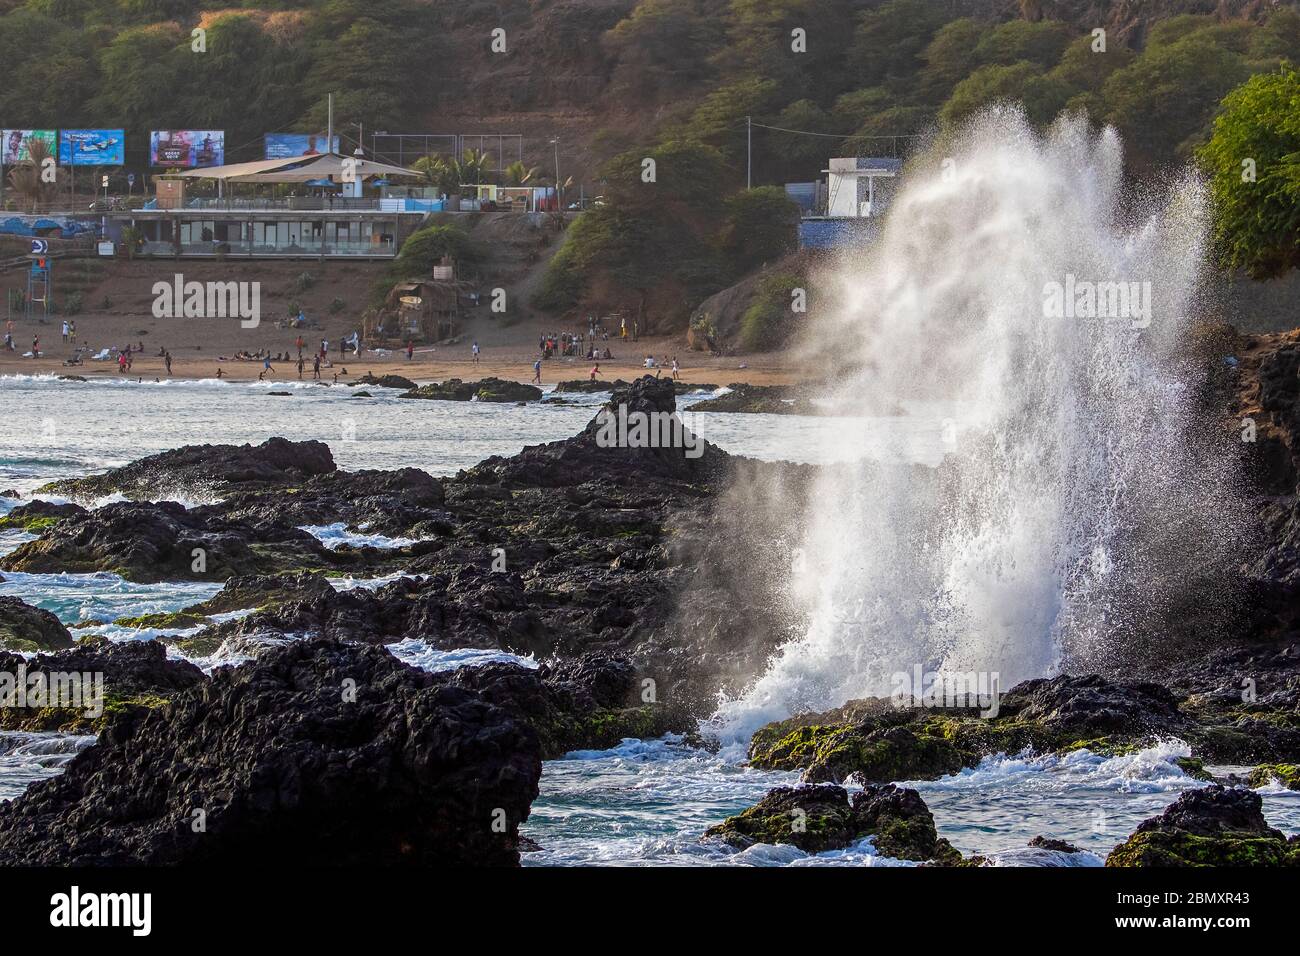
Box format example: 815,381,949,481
3,0,1300,332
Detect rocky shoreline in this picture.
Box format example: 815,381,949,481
0,346,1298,864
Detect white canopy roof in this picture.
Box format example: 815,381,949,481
170,152,420,183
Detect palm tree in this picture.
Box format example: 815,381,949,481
502,160,540,186
412,154,458,195
6,136,57,212
454,148,492,187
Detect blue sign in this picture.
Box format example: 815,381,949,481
30,239,48,254
264,133,339,159
59,129,125,166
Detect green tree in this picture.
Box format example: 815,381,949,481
740,270,804,351
918,18,990,104
847,0,954,90
941,62,1044,127
720,186,800,277
1198,66,1300,278
1103,33,1250,165
973,19,1074,69
535,140,729,321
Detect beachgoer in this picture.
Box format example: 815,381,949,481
472,341,480,365
297,357,304,380
164,352,173,376
589,364,601,382
406,340,414,361
312,355,321,380
32,336,39,357
61,321,69,343
532,359,542,385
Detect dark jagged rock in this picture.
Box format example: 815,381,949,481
186,571,338,616
703,782,963,862
0,501,351,583
214,467,447,538
552,378,633,393
0,596,74,652
463,376,728,487
400,377,542,403
0,638,542,866
1028,835,1083,854
0,636,204,732
686,383,817,415
552,379,717,396
1106,785,1300,867
444,653,696,759
39,437,336,501
0,499,86,532
1154,640,1300,763
350,373,416,390
748,673,1199,784
998,674,1188,738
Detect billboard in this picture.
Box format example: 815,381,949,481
264,133,339,159
2,129,57,164
150,130,224,168
59,129,125,166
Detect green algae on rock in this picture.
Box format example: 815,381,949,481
1106,785,1300,867
703,782,966,863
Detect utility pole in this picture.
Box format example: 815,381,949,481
747,115,752,190
550,137,561,211
327,93,334,155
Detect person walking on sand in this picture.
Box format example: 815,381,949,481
406,340,414,361
532,358,542,385
312,354,321,380
472,341,480,365
297,356,304,380
589,363,601,383
61,321,68,343
671,356,680,381
164,351,173,376
263,355,274,376
32,335,39,358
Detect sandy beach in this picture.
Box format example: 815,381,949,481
0,314,804,387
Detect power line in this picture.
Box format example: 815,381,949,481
747,120,922,142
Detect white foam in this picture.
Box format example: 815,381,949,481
717,107,1245,734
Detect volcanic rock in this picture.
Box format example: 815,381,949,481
0,638,542,866
703,782,962,862
1106,785,1299,866
38,437,335,501
0,596,74,652
400,377,542,403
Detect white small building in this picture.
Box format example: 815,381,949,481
824,157,902,218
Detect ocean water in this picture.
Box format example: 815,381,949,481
0,368,1294,864
0,373,935,497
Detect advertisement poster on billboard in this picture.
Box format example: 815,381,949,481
150,130,225,168
264,133,339,159
59,129,126,166
2,129,57,164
